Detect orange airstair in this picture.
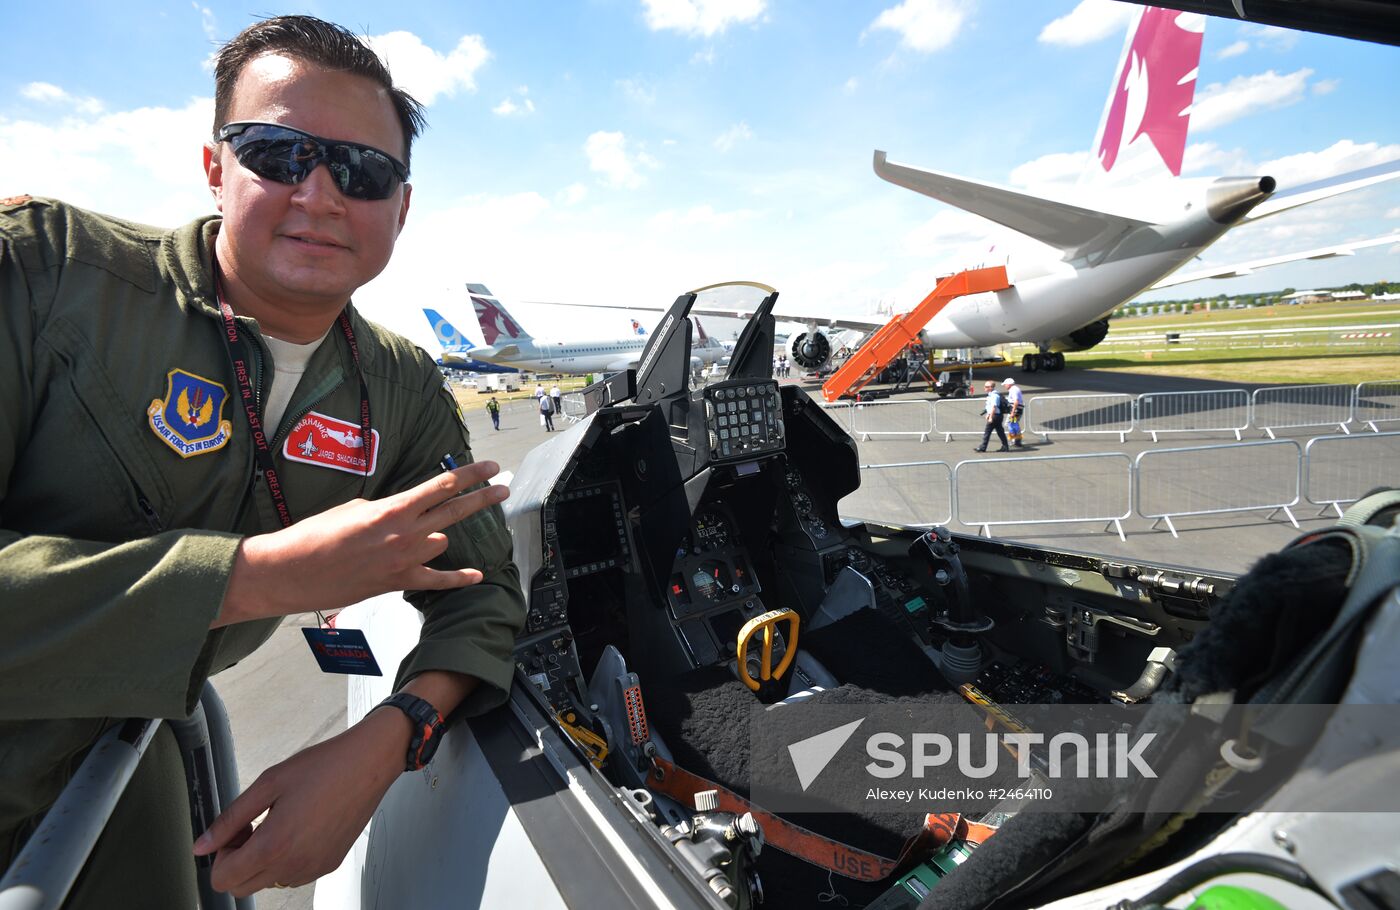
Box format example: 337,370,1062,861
821,266,1010,403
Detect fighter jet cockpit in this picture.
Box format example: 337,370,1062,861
497,283,1281,909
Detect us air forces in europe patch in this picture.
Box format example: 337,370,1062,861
148,369,233,458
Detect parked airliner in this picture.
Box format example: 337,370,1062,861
466,284,727,375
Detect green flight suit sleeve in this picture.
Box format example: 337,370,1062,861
0,206,240,722
396,372,526,717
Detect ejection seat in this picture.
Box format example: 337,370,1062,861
603,589,972,905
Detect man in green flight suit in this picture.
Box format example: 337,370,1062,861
0,15,525,905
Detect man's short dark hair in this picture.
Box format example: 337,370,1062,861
214,15,427,172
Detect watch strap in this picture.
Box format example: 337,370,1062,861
379,693,444,771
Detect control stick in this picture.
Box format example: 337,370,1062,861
911,527,993,685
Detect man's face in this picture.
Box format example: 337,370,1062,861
205,53,411,314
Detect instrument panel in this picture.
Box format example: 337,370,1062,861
702,380,784,463
668,505,760,617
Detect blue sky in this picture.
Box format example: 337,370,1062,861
3,0,1397,351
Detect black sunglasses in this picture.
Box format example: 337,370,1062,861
216,121,408,201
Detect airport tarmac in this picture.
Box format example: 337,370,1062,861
217,368,1365,910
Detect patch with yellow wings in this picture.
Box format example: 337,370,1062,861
148,368,233,458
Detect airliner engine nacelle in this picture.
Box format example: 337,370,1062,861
1048,317,1111,353
789,331,832,370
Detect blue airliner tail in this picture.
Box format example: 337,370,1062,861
424,308,475,352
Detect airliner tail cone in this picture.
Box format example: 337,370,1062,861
1207,176,1276,225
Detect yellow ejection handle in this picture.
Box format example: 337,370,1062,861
736,609,800,692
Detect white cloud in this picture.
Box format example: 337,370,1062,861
448,191,550,228
1189,68,1312,132
1008,150,1091,188
492,86,535,117
617,78,657,105
843,77,859,96
867,0,971,54
649,204,757,229
364,31,490,104
584,131,657,189
1037,0,1135,47
1386,207,1400,220
192,2,217,41
558,183,589,206
713,121,752,153
1240,23,1300,52
1216,40,1250,60
1257,139,1400,188
20,82,104,115
1313,78,1340,96
1181,141,1253,175
0,96,214,227
903,209,995,252
641,0,766,38
691,46,717,65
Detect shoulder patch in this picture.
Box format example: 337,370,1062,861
0,194,32,207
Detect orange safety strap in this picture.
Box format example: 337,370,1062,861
649,756,996,882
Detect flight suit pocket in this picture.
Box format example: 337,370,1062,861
33,318,175,536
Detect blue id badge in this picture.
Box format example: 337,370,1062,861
302,627,383,676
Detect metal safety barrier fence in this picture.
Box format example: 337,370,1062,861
1303,432,1400,517
952,452,1133,541
1251,384,1354,438
1027,394,1135,442
933,398,992,441
1134,389,1250,442
1134,439,1302,538
850,400,934,441
1354,380,1400,432
843,462,953,527
819,402,855,433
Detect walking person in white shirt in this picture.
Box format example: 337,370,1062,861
974,380,1010,453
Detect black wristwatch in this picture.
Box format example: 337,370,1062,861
378,693,445,771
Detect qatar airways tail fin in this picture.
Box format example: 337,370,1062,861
692,317,719,349
467,283,533,346
1083,6,1205,184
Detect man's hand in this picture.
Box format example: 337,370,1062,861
215,461,508,627
194,708,409,896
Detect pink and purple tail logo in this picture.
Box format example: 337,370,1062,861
1098,7,1203,177
472,296,523,345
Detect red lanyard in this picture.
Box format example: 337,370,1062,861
215,281,372,529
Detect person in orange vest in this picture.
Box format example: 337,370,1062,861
1003,378,1025,448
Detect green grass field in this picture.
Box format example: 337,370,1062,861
1036,300,1400,383
450,374,592,412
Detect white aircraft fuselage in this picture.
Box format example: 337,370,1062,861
918,198,1244,349
472,336,651,374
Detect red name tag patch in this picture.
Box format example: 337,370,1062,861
283,410,380,476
